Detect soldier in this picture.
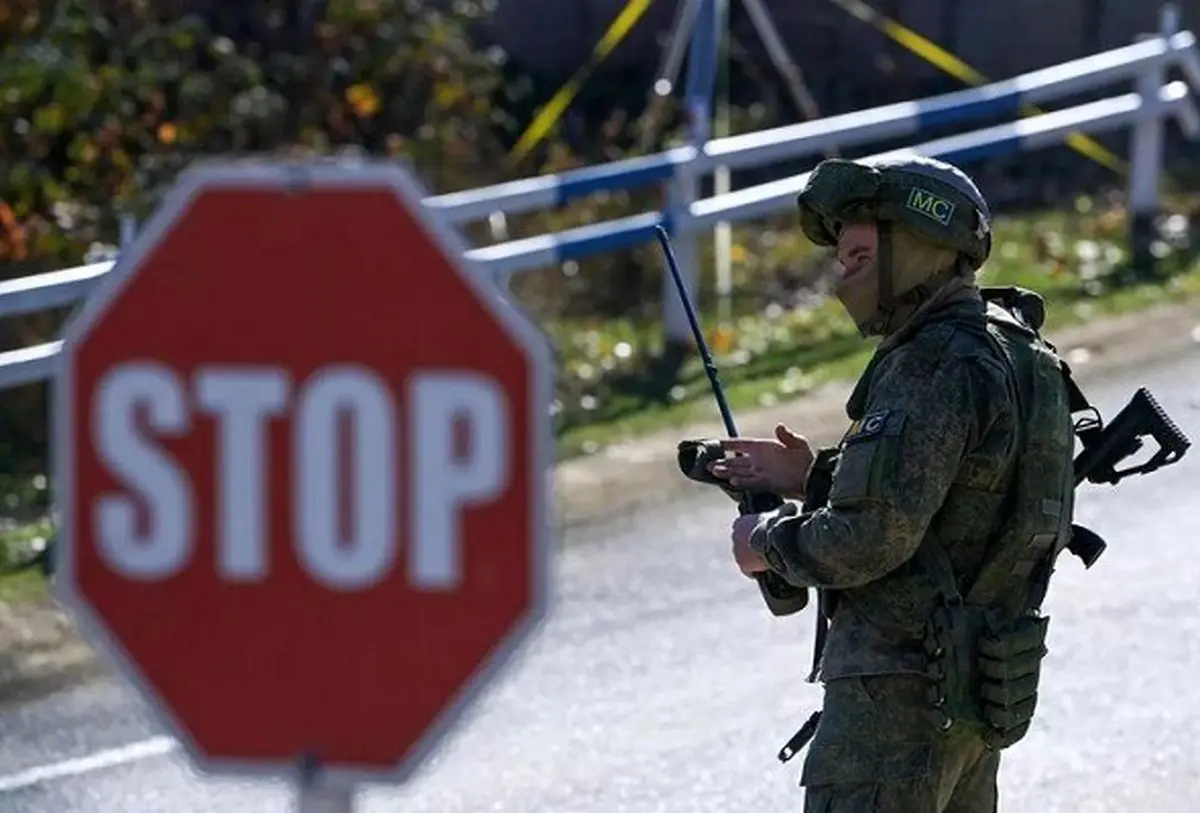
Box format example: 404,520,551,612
708,155,1077,812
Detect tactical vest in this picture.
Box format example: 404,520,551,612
782,287,1077,762
916,290,1076,749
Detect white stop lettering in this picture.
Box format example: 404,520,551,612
89,362,510,591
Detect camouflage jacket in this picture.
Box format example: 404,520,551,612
750,286,1024,680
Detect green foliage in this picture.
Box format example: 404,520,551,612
0,0,696,510
0,0,520,251
552,196,1200,458
0,0,570,492
0,514,53,569
0,515,54,603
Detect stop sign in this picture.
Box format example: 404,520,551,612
53,160,554,785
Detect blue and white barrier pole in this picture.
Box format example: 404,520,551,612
464,83,1200,273
661,0,721,346
690,82,1199,228
420,30,1196,229
1129,3,1182,277
118,213,138,249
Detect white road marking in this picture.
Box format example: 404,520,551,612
0,736,179,793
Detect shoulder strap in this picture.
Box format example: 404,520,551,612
979,286,1090,414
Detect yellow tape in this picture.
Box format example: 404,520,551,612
879,20,988,85
830,0,1128,176
508,0,656,164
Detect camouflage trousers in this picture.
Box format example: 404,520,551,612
800,674,999,813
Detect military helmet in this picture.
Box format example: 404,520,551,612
795,154,992,269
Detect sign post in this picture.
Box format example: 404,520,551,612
53,159,555,808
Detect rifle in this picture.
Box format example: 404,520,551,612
1065,385,1191,567
1073,387,1189,486
979,285,1192,569
654,226,810,617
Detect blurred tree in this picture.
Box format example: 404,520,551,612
0,0,534,480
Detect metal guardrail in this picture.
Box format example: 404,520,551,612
425,30,1200,223
2,30,1199,391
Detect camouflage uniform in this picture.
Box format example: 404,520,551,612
754,287,1015,812
747,156,1076,812
801,676,1000,813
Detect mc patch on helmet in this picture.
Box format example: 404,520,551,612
795,155,992,269
905,187,956,227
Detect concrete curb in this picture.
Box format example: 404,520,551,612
0,645,109,708
553,297,1200,531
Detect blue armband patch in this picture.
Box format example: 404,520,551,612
842,409,905,446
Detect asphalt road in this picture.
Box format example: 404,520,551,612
1,344,1198,812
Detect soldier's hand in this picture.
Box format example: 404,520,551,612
731,514,770,577
708,424,814,497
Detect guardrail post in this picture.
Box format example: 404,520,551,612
119,213,138,250
661,0,717,351
662,158,701,349
485,212,514,292
1128,3,1180,279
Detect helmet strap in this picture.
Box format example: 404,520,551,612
867,232,975,337
871,221,897,335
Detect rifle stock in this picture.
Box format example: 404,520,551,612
1073,387,1190,486
1065,386,1190,569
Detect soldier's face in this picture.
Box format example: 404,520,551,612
832,221,884,337
835,222,878,281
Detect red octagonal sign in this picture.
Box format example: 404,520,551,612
53,160,554,785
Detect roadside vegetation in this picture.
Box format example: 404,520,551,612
548,197,1200,458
